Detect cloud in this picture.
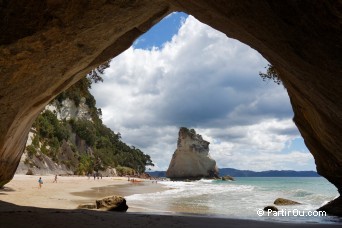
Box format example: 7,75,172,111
91,16,315,171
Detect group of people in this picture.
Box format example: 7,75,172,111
87,172,103,180
37,174,58,189
39,172,104,189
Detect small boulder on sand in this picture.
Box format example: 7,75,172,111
274,198,300,205
264,205,278,212
95,195,128,212
26,169,34,175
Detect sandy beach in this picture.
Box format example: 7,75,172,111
0,175,340,228
0,174,163,210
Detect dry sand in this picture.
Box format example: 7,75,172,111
0,175,340,228
0,174,162,209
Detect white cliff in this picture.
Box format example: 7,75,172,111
16,98,92,175
45,98,92,121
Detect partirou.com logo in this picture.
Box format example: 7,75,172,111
257,208,327,217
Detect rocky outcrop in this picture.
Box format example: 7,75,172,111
0,0,341,215
264,206,278,212
95,196,128,212
166,128,218,180
46,98,92,121
221,175,235,181
15,146,74,176
274,198,301,206
318,196,342,216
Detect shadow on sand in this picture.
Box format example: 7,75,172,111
0,186,15,195
0,201,341,228
0,186,15,192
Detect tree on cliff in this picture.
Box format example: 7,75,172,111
259,64,282,85
87,60,110,83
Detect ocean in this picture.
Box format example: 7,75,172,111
126,177,342,224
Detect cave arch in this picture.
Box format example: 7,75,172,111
0,0,341,214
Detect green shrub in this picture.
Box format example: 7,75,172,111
24,158,30,165
76,154,93,175
116,166,136,176
70,144,77,152
71,119,96,146
55,123,70,141
40,142,48,155
26,145,37,158
32,134,40,147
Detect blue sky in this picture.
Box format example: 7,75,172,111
133,12,188,49
91,12,315,171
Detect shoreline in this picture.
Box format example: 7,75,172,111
1,175,341,227
70,179,166,212
1,174,165,210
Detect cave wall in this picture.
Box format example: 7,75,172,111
0,0,341,201
0,0,173,186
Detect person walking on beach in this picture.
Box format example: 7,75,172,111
38,177,43,189
53,174,57,183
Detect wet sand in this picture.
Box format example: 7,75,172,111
1,175,340,227
71,180,165,211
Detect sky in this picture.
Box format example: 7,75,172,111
91,12,316,172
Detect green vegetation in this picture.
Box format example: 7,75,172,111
259,64,282,85
26,145,37,158
76,154,94,175
27,67,154,175
70,117,154,173
30,109,69,162
116,166,136,176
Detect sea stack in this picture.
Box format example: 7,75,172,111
166,127,219,180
